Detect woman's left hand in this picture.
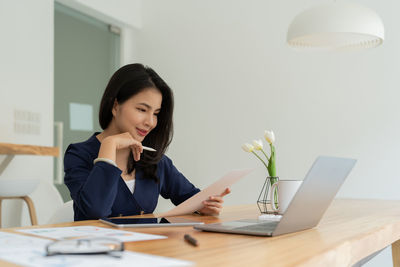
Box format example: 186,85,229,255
198,188,231,216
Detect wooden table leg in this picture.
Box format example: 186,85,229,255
392,239,400,267
21,196,38,225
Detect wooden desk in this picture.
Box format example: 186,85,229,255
1,199,400,267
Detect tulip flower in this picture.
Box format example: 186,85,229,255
264,130,275,144
243,130,279,213
242,143,254,153
242,130,277,178
252,139,263,150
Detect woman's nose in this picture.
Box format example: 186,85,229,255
144,114,155,127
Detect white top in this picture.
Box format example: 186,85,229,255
124,179,135,194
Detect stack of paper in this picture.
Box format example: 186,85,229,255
0,231,192,266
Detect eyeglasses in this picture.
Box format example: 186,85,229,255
46,237,124,258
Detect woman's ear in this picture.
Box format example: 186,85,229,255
112,100,119,117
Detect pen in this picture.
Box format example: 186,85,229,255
142,146,156,152
184,234,198,247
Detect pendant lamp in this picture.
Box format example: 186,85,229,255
287,2,384,50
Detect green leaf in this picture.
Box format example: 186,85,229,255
267,144,277,177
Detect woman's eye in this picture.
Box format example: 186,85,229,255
137,108,146,112
154,113,159,117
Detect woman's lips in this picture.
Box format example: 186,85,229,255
137,128,148,137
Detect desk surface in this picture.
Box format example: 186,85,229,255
2,199,400,267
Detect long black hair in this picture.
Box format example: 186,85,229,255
99,63,174,182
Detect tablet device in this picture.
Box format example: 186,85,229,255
99,217,204,228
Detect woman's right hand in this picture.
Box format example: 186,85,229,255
99,132,143,162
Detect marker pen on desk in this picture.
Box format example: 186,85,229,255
184,234,198,247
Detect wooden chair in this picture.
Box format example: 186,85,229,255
0,196,37,226
0,179,39,227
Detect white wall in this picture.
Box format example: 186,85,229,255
137,1,398,266
0,0,62,227
0,0,141,227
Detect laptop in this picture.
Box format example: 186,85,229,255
194,156,356,237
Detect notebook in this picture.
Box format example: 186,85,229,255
194,156,356,237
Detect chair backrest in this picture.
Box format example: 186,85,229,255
47,200,74,224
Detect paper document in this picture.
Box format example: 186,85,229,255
157,169,253,217
17,226,166,242
0,231,192,267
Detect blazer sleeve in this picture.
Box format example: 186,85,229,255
64,144,122,219
159,156,200,206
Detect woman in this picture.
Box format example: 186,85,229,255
64,63,230,221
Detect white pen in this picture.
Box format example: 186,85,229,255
142,146,156,152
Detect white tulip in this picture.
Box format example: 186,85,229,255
252,139,263,150
264,130,275,144
242,143,254,153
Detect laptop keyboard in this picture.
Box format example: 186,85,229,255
234,221,279,232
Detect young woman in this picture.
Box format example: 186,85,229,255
64,63,230,221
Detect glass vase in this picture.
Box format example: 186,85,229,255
257,176,279,214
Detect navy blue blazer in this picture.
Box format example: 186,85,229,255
64,133,200,221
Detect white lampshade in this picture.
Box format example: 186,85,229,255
287,2,384,50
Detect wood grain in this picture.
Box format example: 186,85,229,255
0,143,59,157
393,239,400,267
1,199,400,266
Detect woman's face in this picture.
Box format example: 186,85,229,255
112,88,162,142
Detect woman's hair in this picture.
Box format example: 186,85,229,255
99,63,174,182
